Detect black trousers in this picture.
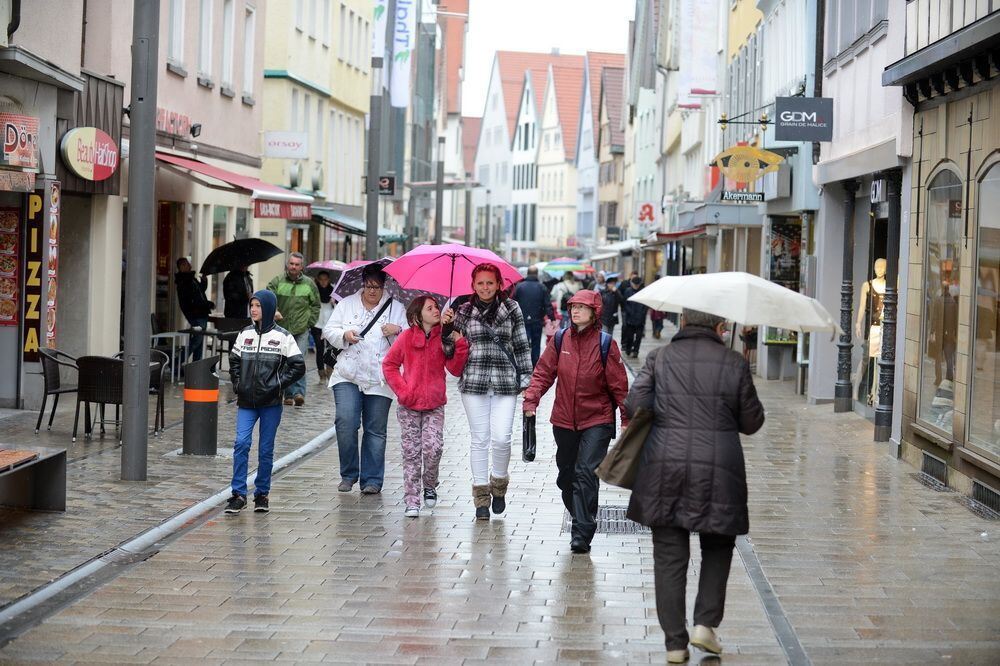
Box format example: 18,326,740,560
553,424,614,543
621,323,643,355
310,327,326,372
651,526,736,650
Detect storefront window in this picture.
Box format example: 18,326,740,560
969,165,1000,459
918,170,963,432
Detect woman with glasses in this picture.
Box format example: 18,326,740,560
442,263,533,520
322,265,407,494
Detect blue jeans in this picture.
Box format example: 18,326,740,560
333,382,392,489
231,405,282,497
284,331,310,398
188,316,208,361
524,319,543,367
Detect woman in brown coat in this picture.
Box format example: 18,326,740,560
624,308,765,663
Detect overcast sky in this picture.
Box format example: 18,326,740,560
461,0,635,117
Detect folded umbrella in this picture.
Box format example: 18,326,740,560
199,238,283,275
383,243,522,298
628,271,842,335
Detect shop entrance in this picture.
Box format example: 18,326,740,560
855,213,889,414
0,194,22,407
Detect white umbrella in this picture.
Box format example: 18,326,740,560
628,272,842,335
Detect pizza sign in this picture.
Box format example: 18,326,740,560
60,127,119,181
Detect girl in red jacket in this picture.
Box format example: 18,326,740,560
383,295,469,517
522,289,630,553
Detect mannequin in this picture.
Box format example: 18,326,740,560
855,258,887,405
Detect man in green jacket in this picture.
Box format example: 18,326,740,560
267,252,320,406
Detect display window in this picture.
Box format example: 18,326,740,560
918,169,963,432
969,164,1000,459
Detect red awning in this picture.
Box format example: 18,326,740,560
155,151,313,219
649,226,707,243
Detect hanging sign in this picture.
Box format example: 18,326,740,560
390,0,416,108
372,0,388,59
0,207,19,326
46,182,59,348
775,97,834,142
59,127,120,181
378,176,395,195
1,113,39,169
710,145,783,184
22,191,43,361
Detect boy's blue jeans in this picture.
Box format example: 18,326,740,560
231,405,282,497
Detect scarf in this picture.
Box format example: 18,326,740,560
473,296,500,326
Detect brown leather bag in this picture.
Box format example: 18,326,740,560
595,407,652,489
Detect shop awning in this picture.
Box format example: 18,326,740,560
312,206,406,243
155,152,313,219
645,227,709,245
588,251,620,262
677,203,762,231
596,239,641,254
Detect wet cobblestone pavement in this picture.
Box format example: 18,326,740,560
1,335,998,664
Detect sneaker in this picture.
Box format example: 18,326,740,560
283,397,294,406
338,479,355,492
404,506,420,518
360,485,381,495
225,493,246,514
667,648,690,663
423,488,438,508
690,625,722,655
293,394,305,406
253,495,269,513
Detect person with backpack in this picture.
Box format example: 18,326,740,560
522,290,630,554
549,271,583,330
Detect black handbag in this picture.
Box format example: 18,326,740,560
522,413,536,462
322,299,393,370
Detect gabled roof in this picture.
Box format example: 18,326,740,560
438,0,468,116
600,67,626,150
584,52,626,143
496,51,584,140
546,63,587,161
462,116,481,176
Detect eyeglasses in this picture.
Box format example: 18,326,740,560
363,284,384,291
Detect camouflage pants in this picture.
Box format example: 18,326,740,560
396,405,445,509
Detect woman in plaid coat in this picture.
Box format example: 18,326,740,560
442,263,533,520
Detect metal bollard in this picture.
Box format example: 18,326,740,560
182,355,221,455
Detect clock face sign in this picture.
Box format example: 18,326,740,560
710,145,783,184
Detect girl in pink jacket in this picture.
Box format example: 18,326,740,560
383,295,469,517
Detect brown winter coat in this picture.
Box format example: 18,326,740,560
624,325,765,535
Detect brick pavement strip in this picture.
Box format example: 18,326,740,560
2,333,999,663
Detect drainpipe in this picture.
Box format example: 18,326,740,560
7,0,21,40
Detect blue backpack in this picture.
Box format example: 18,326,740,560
554,328,613,367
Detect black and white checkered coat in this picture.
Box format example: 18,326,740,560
446,298,532,396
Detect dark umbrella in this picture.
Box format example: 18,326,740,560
332,258,441,306
199,238,283,275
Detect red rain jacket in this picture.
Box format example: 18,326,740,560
523,290,630,430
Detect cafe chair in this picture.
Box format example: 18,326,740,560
73,356,124,442
36,349,79,433
113,349,169,435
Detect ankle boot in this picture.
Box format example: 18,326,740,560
472,484,491,520
490,475,509,514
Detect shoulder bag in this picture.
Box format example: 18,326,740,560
322,298,393,370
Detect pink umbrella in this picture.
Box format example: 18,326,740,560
382,243,522,298
305,259,347,279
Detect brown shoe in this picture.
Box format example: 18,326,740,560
293,394,305,406
283,397,294,406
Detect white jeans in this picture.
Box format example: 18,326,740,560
461,393,516,485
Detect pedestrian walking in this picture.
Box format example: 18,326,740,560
323,264,407,495
174,257,214,360
267,252,320,406
619,272,648,358
382,296,469,517
550,271,583,330
223,266,253,318
624,308,765,662
512,266,550,367
310,270,336,381
600,276,623,336
442,262,532,520
225,290,306,514
522,290,629,553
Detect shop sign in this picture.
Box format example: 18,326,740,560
870,177,886,204
722,190,764,203
378,176,395,195
59,127,120,181
263,131,308,159
253,199,312,220
0,170,35,192
1,113,39,169
46,182,59,348
606,226,622,242
710,145,783,184
775,97,834,142
636,201,657,224
0,207,19,326
22,191,44,361
155,107,192,136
